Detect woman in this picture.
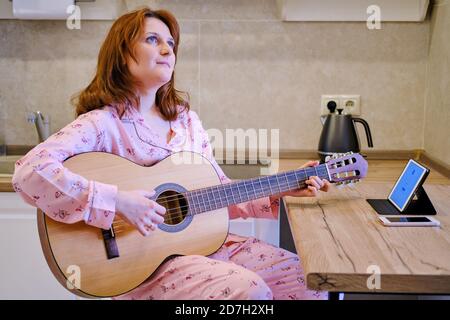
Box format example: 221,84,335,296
12,7,329,300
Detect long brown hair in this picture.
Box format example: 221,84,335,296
72,7,189,120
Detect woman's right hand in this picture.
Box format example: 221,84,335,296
115,190,166,236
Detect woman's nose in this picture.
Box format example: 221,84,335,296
160,42,173,55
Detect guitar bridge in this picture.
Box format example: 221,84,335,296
102,228,119,259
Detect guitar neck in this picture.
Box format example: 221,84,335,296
186,164,330,214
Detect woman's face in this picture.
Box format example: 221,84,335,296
128,17,176,91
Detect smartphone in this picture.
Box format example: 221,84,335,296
378,216,440,227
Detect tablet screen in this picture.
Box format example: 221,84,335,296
388,160,428,212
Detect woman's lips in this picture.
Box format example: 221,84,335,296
156,62,170,68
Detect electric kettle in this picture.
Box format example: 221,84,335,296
318,101,373,162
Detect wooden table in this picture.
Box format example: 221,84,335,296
284,182,450,295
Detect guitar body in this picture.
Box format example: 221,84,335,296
37,152,229,298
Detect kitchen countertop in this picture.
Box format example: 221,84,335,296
284,182,450,294
0,155,20,192
0,174,14,192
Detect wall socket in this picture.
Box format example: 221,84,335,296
321,94,361,115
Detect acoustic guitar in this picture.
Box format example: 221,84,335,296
37,151,367,298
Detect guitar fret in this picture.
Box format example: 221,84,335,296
194,191,203,213
233,184,239,204
207,189,214,211
250,180,257,200
237,183,244,204
253,180,258,199
211,189,217,210
259,178,266,198
188,163,345,214
284,172,290,192
196,190,203,212
286,172,294,191
225,184,234,206
217,186,226,208
184,158,361,216
258,178,264,198
267,176,274,195
188,193,196,215
219,186,226,208
201,190,210,212
243,181,250,202
213,186,221,210
295,170,304,189
275,175,282,194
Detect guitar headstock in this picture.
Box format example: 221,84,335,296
325,152,368,186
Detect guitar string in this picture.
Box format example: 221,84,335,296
113,171,358,228
111,176,362,234
111,166,343,224
110,165,355,230
111,179,311,226
140,166,330,205
112,180,310,225
111,165,356,225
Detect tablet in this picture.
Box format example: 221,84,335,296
388,159,430,212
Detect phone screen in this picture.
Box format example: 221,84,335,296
386,217,431,223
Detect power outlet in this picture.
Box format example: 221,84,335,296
341,95,361,115
320,95,341,115
320,94,361,115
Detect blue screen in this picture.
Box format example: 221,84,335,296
389,161,427,211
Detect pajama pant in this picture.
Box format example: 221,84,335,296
116,234,328,300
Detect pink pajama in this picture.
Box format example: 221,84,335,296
117,234,327,300
12,104,327,300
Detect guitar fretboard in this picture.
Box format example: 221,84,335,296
185,164,330,214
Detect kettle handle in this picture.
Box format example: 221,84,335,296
352,118,373,148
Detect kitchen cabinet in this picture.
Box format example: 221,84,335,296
0,191,279,299
278,0,430,21
0,192,76,299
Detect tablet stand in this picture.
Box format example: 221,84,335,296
367,185,437,215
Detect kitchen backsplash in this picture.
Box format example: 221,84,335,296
0,0,447,165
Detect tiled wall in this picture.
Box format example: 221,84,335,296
0,0,440,161
424,0,450,166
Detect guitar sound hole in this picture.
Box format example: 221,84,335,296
156,190,188,225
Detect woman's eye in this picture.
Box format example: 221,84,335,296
146,35,158,45
167,40,175,49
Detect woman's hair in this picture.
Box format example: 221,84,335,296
72,7,189,120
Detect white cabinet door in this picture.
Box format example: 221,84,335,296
0,193,76,299
229,216,280,247
0,192,280,299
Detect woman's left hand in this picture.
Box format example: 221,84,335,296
277,160,330,198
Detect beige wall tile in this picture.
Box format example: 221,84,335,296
199,21,428,150
424,1,450,166
125,0,279,20
0,19,198,145
0,1,438,159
